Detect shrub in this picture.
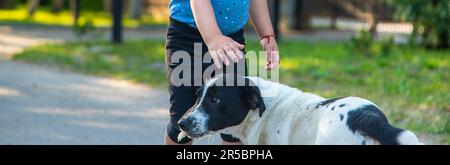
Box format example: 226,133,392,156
385,0,450,49
349,30,394,57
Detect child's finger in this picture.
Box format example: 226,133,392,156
218,49,230,66
230,44,244,59
265,51,272,70
234,41,245,49
226,50,238,63
270,50,280,69
224,45,238,62
210,51,222,69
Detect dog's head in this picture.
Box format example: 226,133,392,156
177,74,266,138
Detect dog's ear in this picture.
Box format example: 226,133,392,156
242,78,266,117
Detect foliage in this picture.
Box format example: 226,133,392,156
0,6,166,28
385,0,450,49
349,30,394,57
349,30,375,57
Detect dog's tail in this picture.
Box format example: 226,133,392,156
395,129,423,145
347,104,423,145
370,124,422,145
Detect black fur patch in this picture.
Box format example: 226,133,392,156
339,104,347,107
319,97,346,106
331,106,336,110
339,114,344,121
346,105,403,145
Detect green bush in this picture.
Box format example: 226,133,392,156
349,30,374,57
79,0,104,11
71,17,104,46
386,0,450,49
379,36,395,57
349,30,394,57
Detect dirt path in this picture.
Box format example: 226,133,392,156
0,60,222,144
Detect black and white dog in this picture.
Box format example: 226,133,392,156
177,74,422,145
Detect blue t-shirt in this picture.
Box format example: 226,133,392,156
169,0,250,35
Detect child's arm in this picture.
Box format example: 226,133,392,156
250,0,280,70
191,0,244,68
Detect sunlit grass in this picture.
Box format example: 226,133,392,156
0,6,167,27
13,39,450,143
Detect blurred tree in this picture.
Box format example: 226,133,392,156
27,0,40,17
270,0,280,40
0,0,15,9
128,0,142,19
112,0,122,44
52,0,65,12
294,0,311,30
79,0,103,11
330,0,378,34
103,0,112,12
330,0,339,30
365,0,378,34
71,0,80,25
386,0,449,49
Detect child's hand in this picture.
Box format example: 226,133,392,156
261,35,279,70
206,35,245,69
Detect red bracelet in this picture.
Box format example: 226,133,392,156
261,35,275,44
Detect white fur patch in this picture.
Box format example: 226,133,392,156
177,131,188,142
397,130,423,145
189,109,209,135
198,77,218,107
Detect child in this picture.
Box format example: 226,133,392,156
165,0,279,145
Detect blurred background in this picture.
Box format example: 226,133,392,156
0,0,448,145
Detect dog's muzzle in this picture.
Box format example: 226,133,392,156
177,108,209,138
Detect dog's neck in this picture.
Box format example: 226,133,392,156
246,77,300,111
221,77,324,144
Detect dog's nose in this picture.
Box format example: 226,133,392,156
178,119,191,131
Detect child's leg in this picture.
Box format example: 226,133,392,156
165,85,198,144
164,18,246,145
164,18,207,144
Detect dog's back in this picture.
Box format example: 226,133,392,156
240,77,423,145
313,97,422,145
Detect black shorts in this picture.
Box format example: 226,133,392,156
165,18,246,144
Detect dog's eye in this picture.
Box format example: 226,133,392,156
211,96,220,104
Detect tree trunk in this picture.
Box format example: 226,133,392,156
294,0,310,30
330,0,378,33
282,0,297,29
366,0,378,35
52,0,65,12
269,0,281,40
27,0,40,17
103,0,112,12
330,0,339,30
437,30,449,49
71,0,80,25
128,0,142,19
112,0,123,44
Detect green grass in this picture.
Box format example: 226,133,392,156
0,6,167,28
13,39,450,144
14,40,167,87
